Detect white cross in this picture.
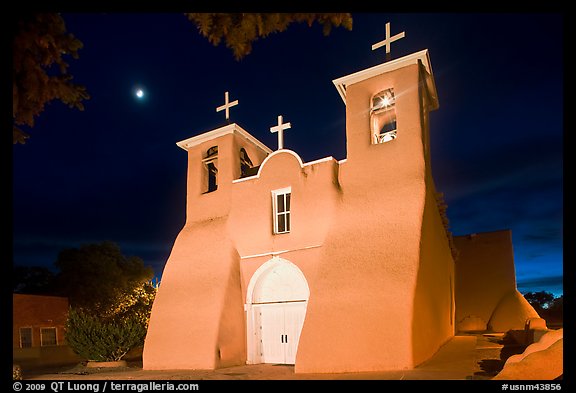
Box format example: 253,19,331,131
216,91,239,121
372,22,405,54
270,115,291,150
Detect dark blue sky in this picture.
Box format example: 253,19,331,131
12,13,564,296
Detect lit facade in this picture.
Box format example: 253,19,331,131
143,50,457,372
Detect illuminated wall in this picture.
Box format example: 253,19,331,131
454,230,540,332
144,52,456,372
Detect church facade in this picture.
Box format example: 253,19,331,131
143,49,458,373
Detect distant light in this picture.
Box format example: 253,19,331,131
136,89,144,98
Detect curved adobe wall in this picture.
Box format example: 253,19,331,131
143,219,244,370
488,289,540,332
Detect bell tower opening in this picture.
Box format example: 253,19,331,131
371,88,398,144
202,146,218,193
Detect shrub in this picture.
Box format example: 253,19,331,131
13,364,22,380
65,308,146,362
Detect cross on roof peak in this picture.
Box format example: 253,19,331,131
270,115,291,150
216,91,239,121
372,22,405,58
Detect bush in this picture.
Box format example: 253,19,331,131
65,308,147,362
13,364,22,380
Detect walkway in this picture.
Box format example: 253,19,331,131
25,335,485,380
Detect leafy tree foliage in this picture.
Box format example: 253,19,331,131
12,365,22,381
13,13,90,144
524,291,563,324
546,295,563,317
524,291,555,311
13,265,56,294
14,243,156,362
187,13,353,60
65,308,147,362
103,281,157,325
56,243,156,362
53,241,154,314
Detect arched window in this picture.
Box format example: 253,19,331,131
202,146,218,193
370,88,397,144
240,148,254,178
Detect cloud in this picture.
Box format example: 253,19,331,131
517,275,563,287
517,275,563,296
522,228,563,244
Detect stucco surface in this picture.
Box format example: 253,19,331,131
454,230,539,333
412,182,455,366
505,328,563,365
493,329,563,380
488,289,540,332
296,63,450,373
146,59,455,373
457,315,487,332
143,221,244,370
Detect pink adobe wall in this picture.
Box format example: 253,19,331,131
488,289,540,332
411,66,455,365
412,183,455,365
230,151,340,307
144,132,339,370
296,63,450,373
143,221,245,369
494,329,563,380
239,246,324,306
494,338,563,380
453,230,518,331
145,60,454,373
144,131,270,370
229,151,340,260
184,133,267,222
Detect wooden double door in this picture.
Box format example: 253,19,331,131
252,301,307,365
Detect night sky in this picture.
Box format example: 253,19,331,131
12,13,564,296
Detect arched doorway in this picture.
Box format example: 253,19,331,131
245,256,309,365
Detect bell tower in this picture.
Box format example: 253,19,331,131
332,49,439,190
175,92,271,223
296,29,450,373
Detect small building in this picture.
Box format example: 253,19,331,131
13,294,81,368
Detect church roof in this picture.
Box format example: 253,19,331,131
332,49,437,108
176,123,273,154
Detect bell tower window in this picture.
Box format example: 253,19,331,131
370,88,397,144
202,146,218,193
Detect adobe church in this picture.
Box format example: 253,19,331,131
143,25,539,373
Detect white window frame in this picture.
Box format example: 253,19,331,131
19,327,33,348
40,327,58,347
272,187,291,234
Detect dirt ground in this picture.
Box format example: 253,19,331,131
20,332,532,381
468,332,527,380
